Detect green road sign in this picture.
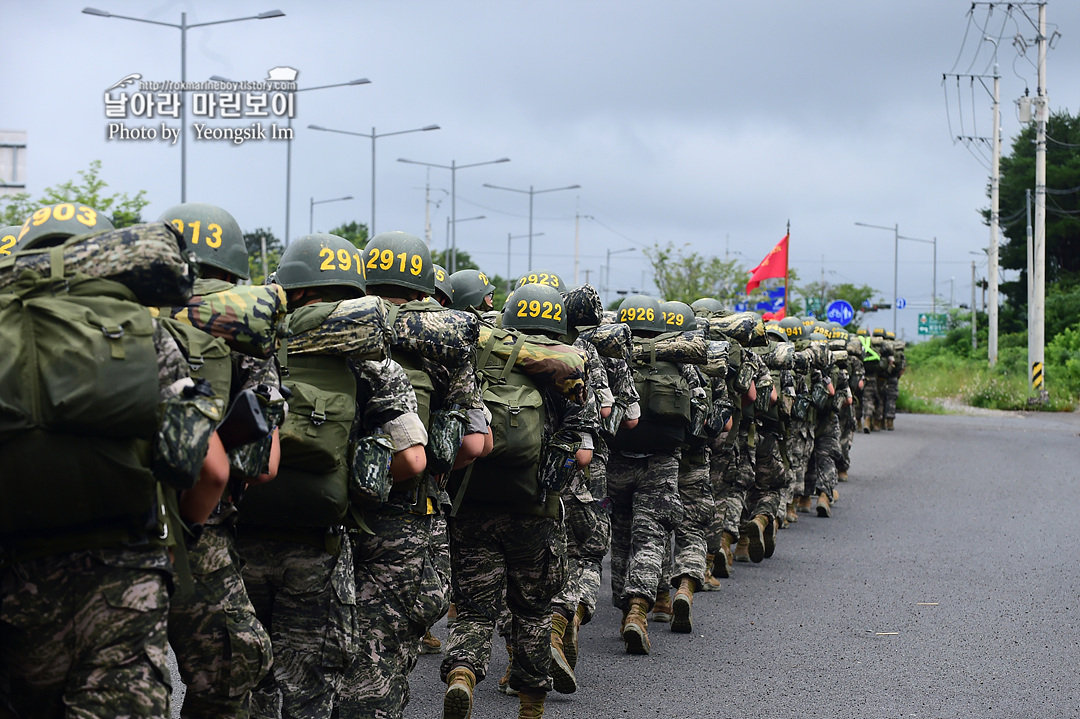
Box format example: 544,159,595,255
918,312,948,336
804,298,823,317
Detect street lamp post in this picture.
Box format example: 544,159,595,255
82,7,285,203
507,231,543,292
855,221,900,333
444,216,485,264
483,182,580,270
899,234,937,315
308,123,439,237
309,195,353,234
605,247,637,305
398,156,510,273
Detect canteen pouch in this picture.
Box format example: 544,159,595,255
427,408,468,475
350,433,395,506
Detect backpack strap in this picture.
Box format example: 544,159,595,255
499,333,527,383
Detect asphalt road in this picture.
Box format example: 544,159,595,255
172,410,1080,718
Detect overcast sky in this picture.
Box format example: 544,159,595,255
4,0,1080,339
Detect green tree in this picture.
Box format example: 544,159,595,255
243,228,281,284
995,110,1080,312
645,242,748,305
327,221,369,249
0,160,148,228
248,249,281,285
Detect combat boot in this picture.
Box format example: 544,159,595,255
861,417,871,434
701,556,721,590
886,417,895,430
497,644,517,696
422,630,442,654
518,690,546,719
671,577,694,633
816,491,832,518
621,597,651,655
796,495,813,513
717,531,736,577
734,534,751,562
564,604,584,670
446,602,458,625
549,612,577,694
443,665,476,719
785,501,798,525
651,589,673,623
763,515,777,558
833,488,840,502
743,515,768,563
838,469,849,481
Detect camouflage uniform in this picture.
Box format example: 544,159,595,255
806,363,846,501
670,445,713,588
0,322,192,719
884,342,904,421
241,356,419,719
706,348,752,552
746,343,794,522
553,338,611,622
442,371,596,694
170,346,279,719
337,354,480,719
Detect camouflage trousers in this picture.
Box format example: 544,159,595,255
237,534,356,719
0,547,173,719
706,439,735,551
170,523,273,719
748,426,788,520
711,432,756,539
783,420,815,503
608,451,683,610
863,378,884,424
806,414,842,499
441,514,567,693
552,494,610,623
884,377,900,419
838,403,856,473
337,510,449,719
669,455,712,589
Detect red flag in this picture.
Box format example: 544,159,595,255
745,234,789,295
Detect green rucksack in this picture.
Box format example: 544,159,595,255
241,331,356,528
0,272,163,539
635,360,692,427
158,317,233,402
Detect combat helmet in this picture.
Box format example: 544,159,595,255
14,202,114,251
516,269,564,292
450,268,495,311
660,300,695,331
778,316,804,341
690,297,725,316
362,231,434,295
765,320,789,343
502,281,566,335
872,327,887,337
885,331,896,340
158,202,248,280
432,264,453,306
618,294,665,334
273,233,365,295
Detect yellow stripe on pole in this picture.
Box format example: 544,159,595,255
1031,362,1044,390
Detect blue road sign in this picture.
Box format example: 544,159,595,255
826,299,855,325
734,301,749,312
896,297,907,310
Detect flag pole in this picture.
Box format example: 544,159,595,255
785,219,790,317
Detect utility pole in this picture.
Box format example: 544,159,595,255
972,261,978,351
424,171,432,246
574,210,581,286
1031,1,1047,398
989,52,1001,366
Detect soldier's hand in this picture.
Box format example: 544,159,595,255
575,448,594,468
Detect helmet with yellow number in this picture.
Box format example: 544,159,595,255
361,231,434,295
0,225,21,256
14,203,114,251
157,202,248,279
272,233,365,295
659,300,695,331
618,294,665,334
516,269,565,292
450,268,495,311
432,264,453,306
502,281,566,335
